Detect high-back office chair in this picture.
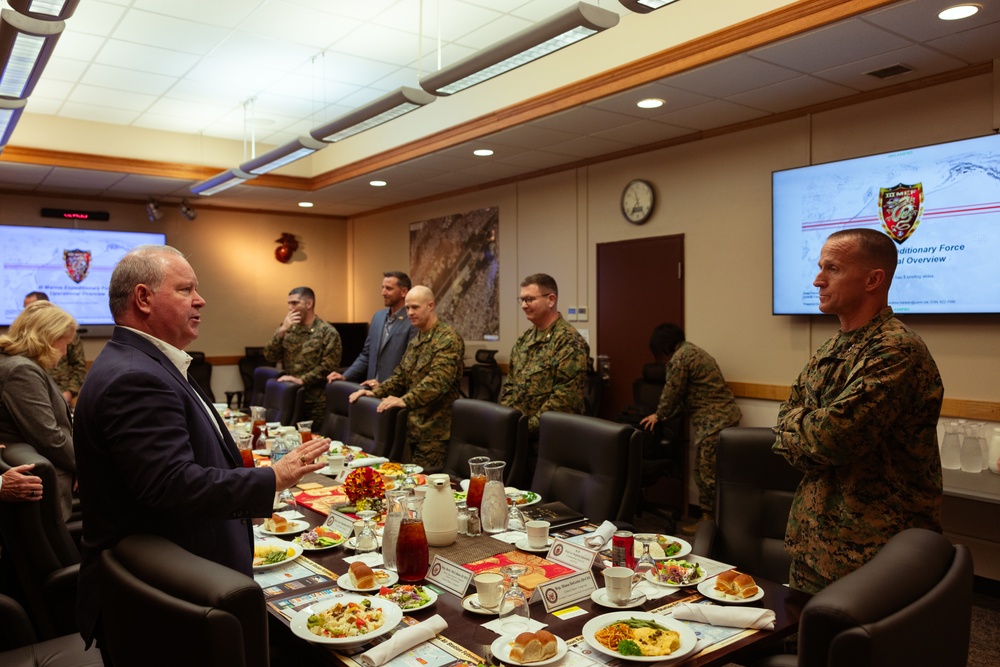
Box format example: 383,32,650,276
440,399,528,483
100,534,268,667
348,395,407,460
530,412,641,524
0,594,102,667
466,350,502,403
262,379,303,426
759,528,973,667
239,348,274,409
248,366,281,409
692,426,803,585
0,444,80,640
318,381,361,441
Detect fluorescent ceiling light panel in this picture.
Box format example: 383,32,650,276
0,96,26,144
6,0,82,21
0,9,64,99
240,135,326,175
619,0,681,13
419,2,618,96
191,168,256,196
309,86,435,143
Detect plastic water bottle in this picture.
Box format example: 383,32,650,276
940,422,962,470
960,424,984,472
271,430,289,463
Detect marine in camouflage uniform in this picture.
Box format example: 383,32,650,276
500,313,589,434
650,341,741,514
774,306,943,594
48,334,86,403
373,320,464,468
263,318,341,424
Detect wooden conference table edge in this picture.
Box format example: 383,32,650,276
262,491,809,667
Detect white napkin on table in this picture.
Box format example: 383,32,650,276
349,456,390,469
584,521,617,549
358,615,448,667
672,602,775,630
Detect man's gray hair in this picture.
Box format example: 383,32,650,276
108,245,185,320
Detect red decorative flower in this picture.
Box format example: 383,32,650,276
343,466,385,503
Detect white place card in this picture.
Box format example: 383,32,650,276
426,555,474,598
324,510,356,539
537,570,598,614
546,538,597,571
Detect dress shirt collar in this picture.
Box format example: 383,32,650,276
120,326,192,378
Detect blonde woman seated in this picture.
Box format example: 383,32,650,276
0,300,78,520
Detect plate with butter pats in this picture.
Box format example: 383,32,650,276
337,561,397,592
697,571,763,603
491,631,567,666
259,515,309,537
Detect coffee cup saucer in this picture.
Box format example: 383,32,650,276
590,587,646,609
461,593,500,615
515,537,553,553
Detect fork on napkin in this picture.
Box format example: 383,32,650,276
672,602,775,630
359,615,448,667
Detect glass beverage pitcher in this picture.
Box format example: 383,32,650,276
480,460,508,534
396,494,429,582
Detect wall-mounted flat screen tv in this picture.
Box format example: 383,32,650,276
0,225,166,333
772,132,1000,315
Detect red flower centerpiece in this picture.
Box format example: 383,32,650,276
343,466,386,512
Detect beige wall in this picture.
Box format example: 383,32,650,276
351,73,1000,407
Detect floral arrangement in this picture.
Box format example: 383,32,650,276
343,466,386,507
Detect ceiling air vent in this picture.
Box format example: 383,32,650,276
865,64,914,80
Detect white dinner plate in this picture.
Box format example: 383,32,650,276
590,588,647,609
375,584,438,611
252,540,303,570
337,570,399,592
259,519,310,537
632,534,692,560
582,611,697,662
289,593,403,647
491,634,568,666
697,576,765,604
455,485,542,507
293,528,347,551
515,537,553,553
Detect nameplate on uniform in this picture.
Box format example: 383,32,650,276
324,511,356,539
547,538,597,571
537,570,597,613
426,556,473,598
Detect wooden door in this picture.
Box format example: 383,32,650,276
596,235,684,420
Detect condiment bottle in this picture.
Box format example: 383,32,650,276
466,507,481,537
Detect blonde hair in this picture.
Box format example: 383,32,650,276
0,301,78,368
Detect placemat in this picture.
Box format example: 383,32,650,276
428,534,515,565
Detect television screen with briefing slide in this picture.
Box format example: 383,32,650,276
772,132,1000,315
0,225,166,332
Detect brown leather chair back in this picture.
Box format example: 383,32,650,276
0,593,102,666
99,534,268,667
348,395,406,460
442,399,528,483
318,381,361,441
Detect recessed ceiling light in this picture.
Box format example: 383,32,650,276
474,149,494,157
370,180,387,187
938,4,980,20
637,98,665,109
298,201,313,208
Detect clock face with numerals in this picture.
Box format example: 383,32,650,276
621,179,655,225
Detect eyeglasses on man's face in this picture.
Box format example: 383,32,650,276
517,294,553,305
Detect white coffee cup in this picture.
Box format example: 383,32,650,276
526,520,550,549
603,566,635,604
325,454,345,475
474,573,504,608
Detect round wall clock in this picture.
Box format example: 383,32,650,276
621,179,655,225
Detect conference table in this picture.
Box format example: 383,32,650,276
256,478,809,667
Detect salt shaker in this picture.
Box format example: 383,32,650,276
466,507,481,537
456,502,469,536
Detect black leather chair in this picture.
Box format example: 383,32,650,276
262,378,303,426
348,395,407,460
0,444,80,639
692,427,803,585
758,528,973,667
239,348,274,409
318,381,362,442
187,351,215,402
249,366,281,409
0,594,102,667
466,349,502,403
530,412,641,524
99,534,268,667
440,399,528,482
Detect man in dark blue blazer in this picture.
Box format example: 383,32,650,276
327,271,416,387
74,245,329,652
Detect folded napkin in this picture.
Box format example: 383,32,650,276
349,456,390,469
584,520,617,549
672,602,775,630
359,615,448,667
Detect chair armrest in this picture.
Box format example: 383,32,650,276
754,655,798,667
0,594,38,650
692,518,717,557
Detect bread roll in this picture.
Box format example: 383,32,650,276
733,573,758,598
508,630,557,664
264,514,288,532
715,569,738,594
349,561,375,589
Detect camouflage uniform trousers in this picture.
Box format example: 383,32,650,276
409,440,448,470
693,420,740,515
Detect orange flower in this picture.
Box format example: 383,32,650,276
343,466,385,503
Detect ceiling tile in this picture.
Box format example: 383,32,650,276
329,24,422,67
813,44,967,91
238,1,360,49
655,99,770,131
111,9,230,55
592,119,693,145
533,106,640,135
861,0,999,42
750,20,914,73
488,124,580,150
94,40,200,78
67,84,156,112
726,74,857,113
926,20,1000,64
67,1,128,37
58,102,141,125
545,134,633,158
667,54,801,98
80,64,176,96
132,0,262,28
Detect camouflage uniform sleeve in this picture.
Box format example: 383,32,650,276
775,343,923,473
296,325,342,386
262,330,284,363
50,335,86,396
525,337,588,433
402,328,464,409
654,352,691,423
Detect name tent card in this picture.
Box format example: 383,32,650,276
546,538,597,572
426,555,474,598
537,570,598,613
324,511,356,539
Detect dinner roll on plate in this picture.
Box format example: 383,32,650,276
508,630,557,664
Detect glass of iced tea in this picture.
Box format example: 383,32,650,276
235,432,254,468
296,420,313,443
467,456,490,511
